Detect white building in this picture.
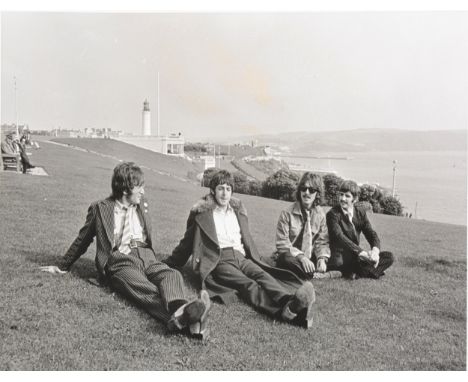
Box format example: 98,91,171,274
142,99,151,136
114,100,185,156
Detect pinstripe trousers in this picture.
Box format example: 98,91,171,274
105,247,187,323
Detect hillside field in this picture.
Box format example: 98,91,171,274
0,140,466,370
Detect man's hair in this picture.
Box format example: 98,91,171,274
111,162,144,200
295,172,325,207
339,180,360,200
209,169,235,193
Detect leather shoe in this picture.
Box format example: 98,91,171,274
188,290,211,340
282,281,315,328
313,271,342,279
167,290,211,340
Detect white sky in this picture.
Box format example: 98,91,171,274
1,3,467,139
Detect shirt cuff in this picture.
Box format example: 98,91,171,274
289,247,304,257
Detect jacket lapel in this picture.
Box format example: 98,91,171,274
137,200,152,244
340,207,358,243
196,211,219,246
98,198,115,246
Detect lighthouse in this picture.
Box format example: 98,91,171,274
142,99,151,136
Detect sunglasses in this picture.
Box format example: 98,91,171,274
300,186,318,193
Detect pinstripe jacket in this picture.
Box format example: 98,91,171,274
59,196,153,278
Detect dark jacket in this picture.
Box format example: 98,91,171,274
164,194,304,304
326,204,380,260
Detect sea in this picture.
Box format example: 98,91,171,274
284,150,467,226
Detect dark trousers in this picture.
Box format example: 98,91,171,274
105,247,187,323
19,152,32,173
209,248,292,316
277,252,315,281
328,250,394,279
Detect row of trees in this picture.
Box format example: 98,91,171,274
202,167,404,216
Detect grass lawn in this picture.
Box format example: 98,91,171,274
0,140,466,370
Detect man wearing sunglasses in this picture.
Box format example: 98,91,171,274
274,172,333,280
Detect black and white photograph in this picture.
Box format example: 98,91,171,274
0,1,466,372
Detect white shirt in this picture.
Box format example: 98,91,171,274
113,200,146,248
212,205,246,255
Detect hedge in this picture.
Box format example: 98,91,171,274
202,167,404,216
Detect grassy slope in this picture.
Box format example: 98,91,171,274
0,140,466,370
52,138,204,181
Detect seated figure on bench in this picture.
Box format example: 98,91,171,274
1,133,35,173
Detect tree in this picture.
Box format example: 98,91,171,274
248,179,263,196
322,173,344,207
261,169,299,201
201,167,220,187
232,172,250,195
380,195,403,216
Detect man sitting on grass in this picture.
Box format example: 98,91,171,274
40,162,211,339
164,169,316,328
275,172,340,280
326,180,395,279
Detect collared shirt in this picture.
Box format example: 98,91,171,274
212,204,246,255
341,206,354,221
341,206,357,234
113,200,146,248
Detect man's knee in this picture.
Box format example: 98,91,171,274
380,251,395,266
278,252,300,267
328,253,344,269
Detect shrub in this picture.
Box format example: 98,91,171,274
262,169,299,201
248,179,263,196
355,201,373,212
201,167,221,187
185,142,207,153
380,195,404,216
232,172,251,195
359,184,376,202
323,173,344,207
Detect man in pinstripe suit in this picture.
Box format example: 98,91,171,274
40,162,211,338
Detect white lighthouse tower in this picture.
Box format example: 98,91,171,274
142,99,151,136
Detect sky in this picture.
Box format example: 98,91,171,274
1,10,467,140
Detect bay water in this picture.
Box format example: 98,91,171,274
285,150,466,226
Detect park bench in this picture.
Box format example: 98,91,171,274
2,153,22,172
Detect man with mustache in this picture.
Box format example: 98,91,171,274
326,180,394,279
275,172,334,280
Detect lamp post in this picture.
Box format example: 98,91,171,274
14,76,19,138
392,160,397,197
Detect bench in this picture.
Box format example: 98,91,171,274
2,154,22,172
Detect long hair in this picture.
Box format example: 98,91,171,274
295,172,325,207
111,162,144,200
209,169,235,193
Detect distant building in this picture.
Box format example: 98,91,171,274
142,99,151,136
1,123,29,137
115,133,185,157
113,100,184,156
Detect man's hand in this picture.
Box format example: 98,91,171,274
297,255,315,274
316,258,327,273
40,266,67,274
358,251,373,264
369,247,380,267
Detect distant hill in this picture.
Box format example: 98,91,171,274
230,129,467,152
